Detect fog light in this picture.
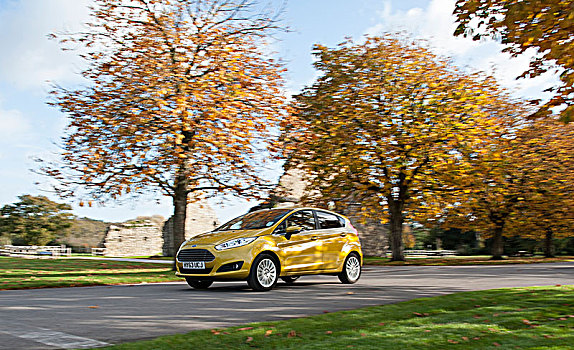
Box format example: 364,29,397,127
217,261,244,273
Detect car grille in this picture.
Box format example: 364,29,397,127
177,249,215,262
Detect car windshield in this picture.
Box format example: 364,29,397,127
216,209,292,231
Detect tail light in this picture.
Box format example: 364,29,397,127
348,222,359,237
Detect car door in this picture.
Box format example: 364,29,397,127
314,210,347,270
276,209,323,273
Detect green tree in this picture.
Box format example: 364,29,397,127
453,0,574,122
285,35,524,261
40,0,289,256
0,195,73,246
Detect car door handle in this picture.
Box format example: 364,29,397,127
311,236,319,241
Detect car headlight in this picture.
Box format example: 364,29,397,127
214,237,257,251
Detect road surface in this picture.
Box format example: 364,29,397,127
1,262,572,349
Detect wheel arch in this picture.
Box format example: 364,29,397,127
257,250,282,271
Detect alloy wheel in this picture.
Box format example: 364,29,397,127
256,258,277,288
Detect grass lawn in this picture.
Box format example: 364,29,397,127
0,256,180,290
103,285,574,350
364,256,574,266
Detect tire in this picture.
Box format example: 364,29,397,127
280,276,300,285
338,252,361,284
185,278,213,289
248,254,279,292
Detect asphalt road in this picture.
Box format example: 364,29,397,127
1,262,572,349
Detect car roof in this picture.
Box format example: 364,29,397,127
251,206,347,218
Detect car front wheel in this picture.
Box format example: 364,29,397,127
248,254,279,292
185,278,213,289
338,253,361,284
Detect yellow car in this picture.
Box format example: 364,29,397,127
175,207,363,291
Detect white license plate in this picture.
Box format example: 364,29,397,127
182,261,205,269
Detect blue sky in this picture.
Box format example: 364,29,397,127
0,0,557,223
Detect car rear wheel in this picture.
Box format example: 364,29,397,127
185,278,213,289
338,252,361,284
280,276,300,284
248,254,279,292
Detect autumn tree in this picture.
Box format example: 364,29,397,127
435,119,574,259
285,35,523,261
0,195,73,246
503,121,574,257
453,0,574,122
41,0,289,256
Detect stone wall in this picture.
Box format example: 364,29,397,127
101,199,220,257
162,200,220,256
102,216,165,257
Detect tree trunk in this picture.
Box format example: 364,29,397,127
490,225,504,260
171,174,188,258
388,200,405,261
544,228,555,258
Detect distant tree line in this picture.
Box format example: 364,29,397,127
0,195,109,249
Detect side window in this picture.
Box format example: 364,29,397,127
285,210,316,231
274,221,286,234
316,211,344,229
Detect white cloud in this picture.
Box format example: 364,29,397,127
0,0,90,90
365,0,557,102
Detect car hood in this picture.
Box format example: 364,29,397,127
183,228,268,247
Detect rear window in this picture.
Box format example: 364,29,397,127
316,211,344,229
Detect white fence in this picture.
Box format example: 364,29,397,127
91,247,106,256
0,245,72,257
385,250,457,257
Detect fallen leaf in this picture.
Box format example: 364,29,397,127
246,337,253,343
447,339,459,344
473,315,482,319
522,319,532,325
238,327,254,331
378,322,385,326
88,306,99,309
424,330,431,333
361,333,367,337
474,305,481,308
488,328,497,332
555,284,561,287
559,317,567,321
288,330,296,338
493,342,501,347
461,336,469,341
543,335,552,338
265,330,273,337
325,331,333,335
473,337,480,340
347,292,355,295
210,329,220,335
323,310,330,313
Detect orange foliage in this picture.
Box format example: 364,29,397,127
40,0,289,254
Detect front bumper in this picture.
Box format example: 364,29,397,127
175,244,254,280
